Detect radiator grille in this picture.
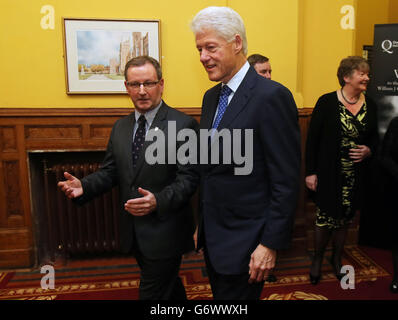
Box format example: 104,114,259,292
43,162,120,261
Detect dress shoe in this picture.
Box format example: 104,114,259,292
390,280,398,293
309,273,321,285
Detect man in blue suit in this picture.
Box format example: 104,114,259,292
191,6,301,299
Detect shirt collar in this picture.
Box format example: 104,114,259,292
134,100,163,126
223,61,250,93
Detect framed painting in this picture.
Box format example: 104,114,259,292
63,18,161,94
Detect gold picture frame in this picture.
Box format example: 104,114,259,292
62,17,161,94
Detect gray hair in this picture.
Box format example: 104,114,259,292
190,6,248,56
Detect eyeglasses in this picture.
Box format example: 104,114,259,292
125,81,160,90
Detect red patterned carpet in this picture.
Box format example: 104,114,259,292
0,245,397,300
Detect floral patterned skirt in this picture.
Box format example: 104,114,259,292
315,157,357,229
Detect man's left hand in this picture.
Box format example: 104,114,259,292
248,243,276,284
124,187,157,216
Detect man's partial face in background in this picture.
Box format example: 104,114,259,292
254,61,272,79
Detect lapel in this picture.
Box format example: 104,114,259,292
216,67,257,131
200,83,222,130
123,112,136,184
199,67,258,173
131,102,169,184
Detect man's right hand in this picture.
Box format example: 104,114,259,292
305,174,318,191
57,172,83,199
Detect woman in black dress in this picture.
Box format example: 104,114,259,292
380,116,398,293
305,56,379,284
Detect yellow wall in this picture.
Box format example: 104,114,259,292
0,0,396,109
355,0,390,56
301,0,356,108
389,0,398,22
230,0,303,107
0,0,222,108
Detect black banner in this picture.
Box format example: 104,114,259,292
368,24,398,137
359,24,398,249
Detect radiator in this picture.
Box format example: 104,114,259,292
43,161,120,261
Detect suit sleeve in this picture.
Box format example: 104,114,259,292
74,124,119,205
259,86,301,250
305,96,326,176
380,117,398,182
365,97,380,157
153,116,200,220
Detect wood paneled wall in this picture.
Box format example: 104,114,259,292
0,107,313,268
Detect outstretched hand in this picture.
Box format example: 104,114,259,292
57,172,83,199
125,187,157,216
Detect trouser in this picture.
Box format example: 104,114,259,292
204,247,264,300
133,248,187,300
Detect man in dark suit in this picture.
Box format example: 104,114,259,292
191,7,301,299
247,54,272,80
57,56,198,300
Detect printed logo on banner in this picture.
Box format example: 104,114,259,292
381,39,398,54
368,24,398,137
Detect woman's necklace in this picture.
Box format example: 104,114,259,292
341,88,359,105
